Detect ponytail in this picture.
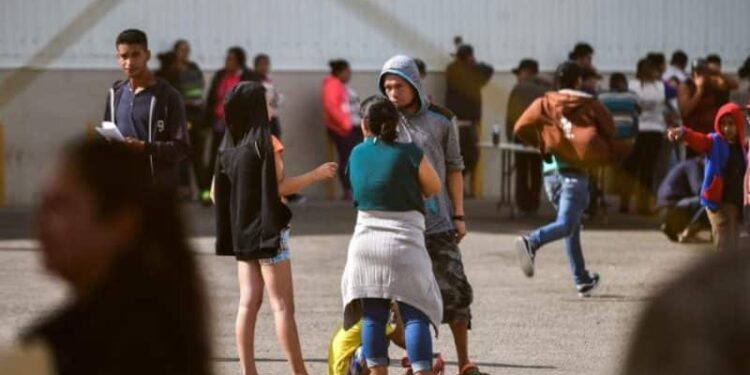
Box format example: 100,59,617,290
360,96,399,143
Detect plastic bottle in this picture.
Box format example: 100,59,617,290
492,124,500,146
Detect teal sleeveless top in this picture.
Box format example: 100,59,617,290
348,137,424,213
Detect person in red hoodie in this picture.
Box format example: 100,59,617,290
667,102,748,252
322,59,362,199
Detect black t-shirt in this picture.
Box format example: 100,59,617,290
722,144,745,205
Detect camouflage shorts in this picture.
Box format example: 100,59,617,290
425,231,473,327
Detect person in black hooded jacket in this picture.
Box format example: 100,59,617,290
212,81,336,375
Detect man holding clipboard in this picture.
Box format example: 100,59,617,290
102,29,190,189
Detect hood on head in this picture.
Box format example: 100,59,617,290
224,81,269,140
713,102,746,143
378,55,429,114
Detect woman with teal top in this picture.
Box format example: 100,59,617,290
341,95,443,375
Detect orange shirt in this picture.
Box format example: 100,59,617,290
272,135,284,154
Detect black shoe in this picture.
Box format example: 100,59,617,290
660,223,678,242
515,236,534,278
285,194,307,205
576,272,600,297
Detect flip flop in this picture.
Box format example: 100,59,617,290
457,363,489,375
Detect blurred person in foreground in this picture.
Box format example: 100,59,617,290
620,249,750,375
21,138,212,375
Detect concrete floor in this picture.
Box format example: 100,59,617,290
0,200,717,375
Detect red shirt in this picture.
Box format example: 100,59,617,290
213,72,242,120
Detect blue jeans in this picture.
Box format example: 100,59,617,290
527,172,591,285
361,299,432,373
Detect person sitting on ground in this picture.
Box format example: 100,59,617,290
328,302,444,375
667,102,748,252
22,138,212,375
656,157,709,243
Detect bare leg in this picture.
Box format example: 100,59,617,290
236,260,265,375
450,320,470,370
261,260,309,375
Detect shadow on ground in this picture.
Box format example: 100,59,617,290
212,357,556,370
0,199,742,247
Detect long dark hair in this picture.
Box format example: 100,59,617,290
223,81,270,144
227,46,247,69
30,138,212,375
360,95,399,142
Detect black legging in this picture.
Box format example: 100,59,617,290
327,127,363,194
621,132,664,212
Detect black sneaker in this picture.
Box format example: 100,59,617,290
285,194,307,206
514,236,534,278
660,223,678,242
576,272,600,297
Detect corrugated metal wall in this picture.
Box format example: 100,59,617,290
1,0,749,71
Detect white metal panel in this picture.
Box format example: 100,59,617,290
1,0,749,71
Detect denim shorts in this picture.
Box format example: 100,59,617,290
258,228,291,265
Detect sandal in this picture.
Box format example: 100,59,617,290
401,353,445,375
458,363,489,375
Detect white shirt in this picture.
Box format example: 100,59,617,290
629,80,667,133
662,65,688,83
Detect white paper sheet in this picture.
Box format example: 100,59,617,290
96,121,125,142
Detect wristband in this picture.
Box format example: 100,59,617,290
452,215,465,221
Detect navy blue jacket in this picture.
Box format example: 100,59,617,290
103,78,190,189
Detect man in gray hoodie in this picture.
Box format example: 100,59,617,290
379,55,485,375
